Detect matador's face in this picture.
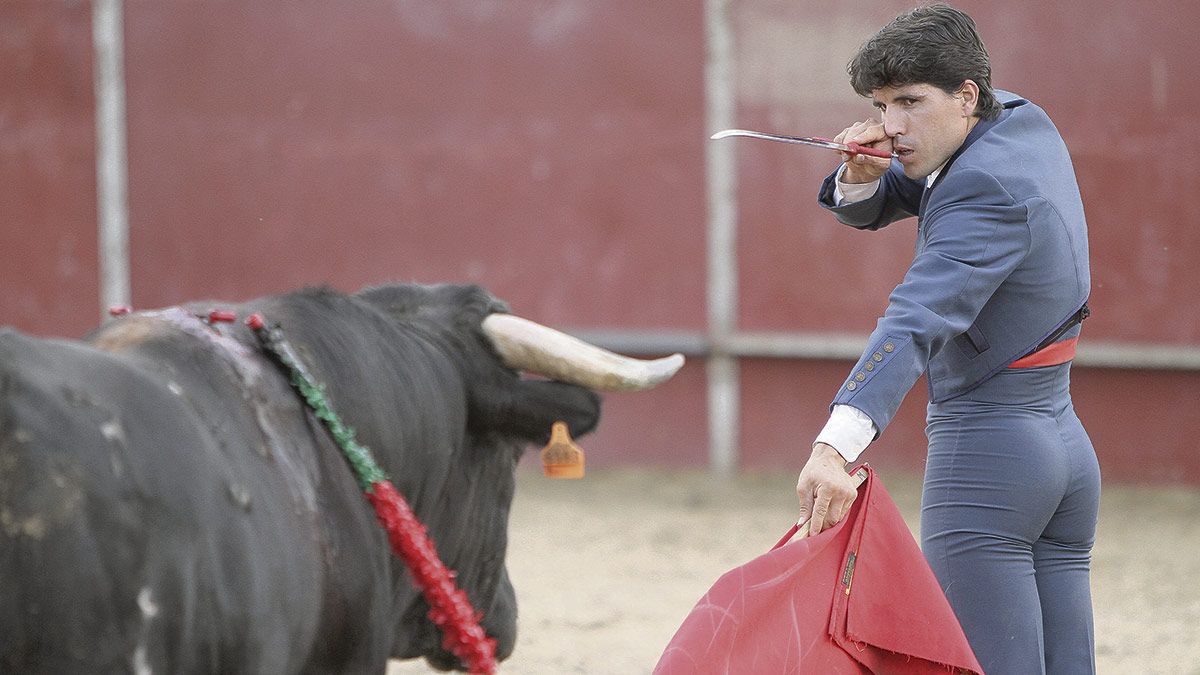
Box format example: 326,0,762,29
871,82,980,180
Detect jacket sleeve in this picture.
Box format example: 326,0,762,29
817,161,925,231
829,168,1031,435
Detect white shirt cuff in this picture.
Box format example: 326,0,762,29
814,404,877,463
832,164,881,205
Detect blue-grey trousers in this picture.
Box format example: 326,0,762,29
922,362,1100,675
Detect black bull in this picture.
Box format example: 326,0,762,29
0,283,653,672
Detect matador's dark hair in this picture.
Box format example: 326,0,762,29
848,4,1002,120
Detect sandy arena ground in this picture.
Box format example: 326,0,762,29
389,467,1200,674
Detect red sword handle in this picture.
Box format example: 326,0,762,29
844,141,894,159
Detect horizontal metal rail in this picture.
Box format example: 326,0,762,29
568,329,1200,371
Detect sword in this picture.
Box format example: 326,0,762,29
710,128,897,159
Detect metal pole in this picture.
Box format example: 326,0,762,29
704,0,738,478
92,0,131,318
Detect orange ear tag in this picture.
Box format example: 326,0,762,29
541,421,585,479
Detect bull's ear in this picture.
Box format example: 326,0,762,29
469,379,600,444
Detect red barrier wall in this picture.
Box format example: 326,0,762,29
120,2,707,330
0,2,98,337
2,2,1196,483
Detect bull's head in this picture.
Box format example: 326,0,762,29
348,283,682,670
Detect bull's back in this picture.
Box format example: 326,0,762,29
0,329,361,672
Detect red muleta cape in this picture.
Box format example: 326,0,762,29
654,464,983,674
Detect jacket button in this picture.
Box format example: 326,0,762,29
883,342,895,353
865,362,874,371
846,381,857,391
873,352,884,362
855,372,866,382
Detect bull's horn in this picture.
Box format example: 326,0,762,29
481,314,684,392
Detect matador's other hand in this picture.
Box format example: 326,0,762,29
795,443,857,537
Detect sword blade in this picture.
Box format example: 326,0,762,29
709,128,838,149
710,128,896,159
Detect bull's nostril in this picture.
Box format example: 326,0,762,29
425,651,463,672
494,636,517,662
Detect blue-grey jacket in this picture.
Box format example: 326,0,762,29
817,91,1090,436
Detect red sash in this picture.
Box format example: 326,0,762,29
1008,337,1078,369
